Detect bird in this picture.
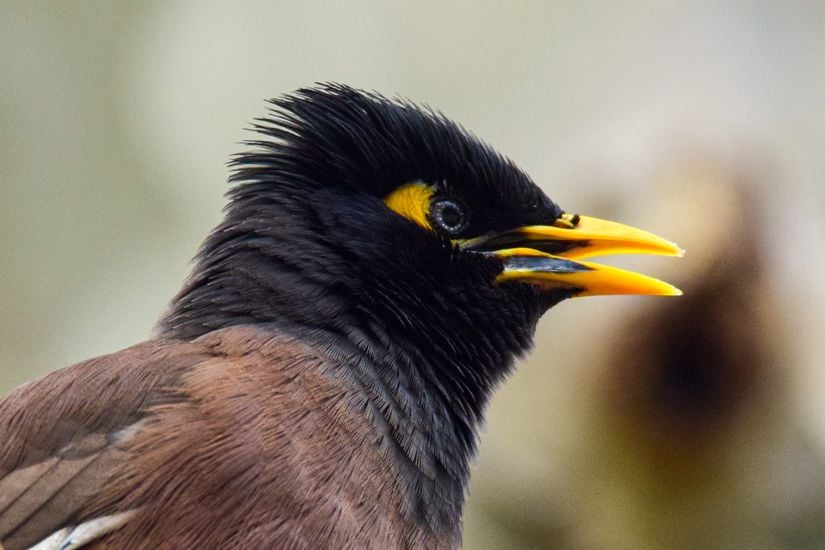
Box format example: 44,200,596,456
0,83,682,549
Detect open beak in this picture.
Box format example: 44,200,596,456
463,213,683,297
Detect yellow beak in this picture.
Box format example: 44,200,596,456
463,214,683,297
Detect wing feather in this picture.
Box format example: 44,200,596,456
0,339,208,550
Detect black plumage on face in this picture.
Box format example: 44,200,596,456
163,82,679,352
161,84,564,368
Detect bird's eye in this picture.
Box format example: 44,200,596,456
431,199,468,235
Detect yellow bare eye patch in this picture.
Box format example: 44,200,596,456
383,182,434,231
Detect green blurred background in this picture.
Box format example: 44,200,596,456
2,2,825,548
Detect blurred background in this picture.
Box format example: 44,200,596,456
2,1,825,548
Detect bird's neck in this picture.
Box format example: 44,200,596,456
156,189,539,535
301,318,481,536
159,278,493,534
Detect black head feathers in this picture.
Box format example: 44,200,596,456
230,83,562,234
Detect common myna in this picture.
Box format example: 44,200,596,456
0,84,681,549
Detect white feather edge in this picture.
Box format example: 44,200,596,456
28,509,138,550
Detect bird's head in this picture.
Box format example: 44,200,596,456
160,82,681,417
162,83,681,362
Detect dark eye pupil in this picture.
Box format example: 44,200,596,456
433,200,466,234
441,205,461,226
